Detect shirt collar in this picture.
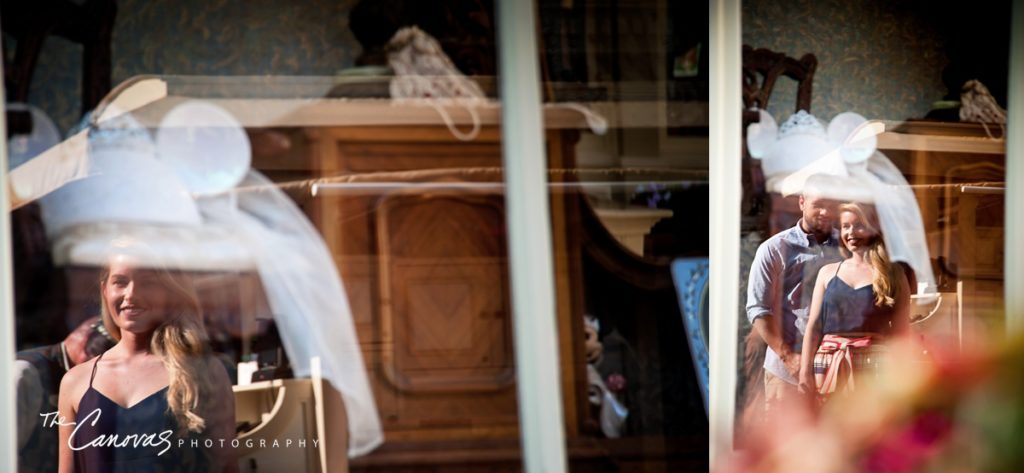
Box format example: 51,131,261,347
784,219,839,248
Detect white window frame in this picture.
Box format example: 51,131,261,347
0,53,16,472
497,1,568,472
708,0,743,464
1005,0,1024,334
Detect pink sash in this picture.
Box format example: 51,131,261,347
814,334,881,395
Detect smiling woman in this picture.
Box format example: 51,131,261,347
55,242,237,473
101,258,173,335
798,202,911,399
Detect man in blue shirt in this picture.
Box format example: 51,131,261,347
746,190,840,411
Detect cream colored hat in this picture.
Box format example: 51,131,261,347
746,109,879,196
747,109,936,298
37,103,254,271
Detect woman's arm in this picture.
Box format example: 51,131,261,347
57,362,87,473
799,265,831,392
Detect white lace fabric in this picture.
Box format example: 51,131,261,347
387,26,486,141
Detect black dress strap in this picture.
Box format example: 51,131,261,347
88,351,105,388
834,259,844,278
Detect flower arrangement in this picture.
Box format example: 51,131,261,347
631,182,672,209
719,333,1024,473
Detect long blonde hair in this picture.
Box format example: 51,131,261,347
99,265,217,434
839,203,904,307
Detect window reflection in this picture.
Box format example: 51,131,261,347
6,0,709,471
731,1,1014,471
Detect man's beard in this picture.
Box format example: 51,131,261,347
808,219,832,234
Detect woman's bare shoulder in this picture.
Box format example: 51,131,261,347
59,357,98,408
816,262,840,281
63,357,96,385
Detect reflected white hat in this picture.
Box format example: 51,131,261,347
747,109,936,298
747,109,879,196
28,97,385,455
37,103,255,271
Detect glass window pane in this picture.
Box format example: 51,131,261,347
5,1,712,471
536,0,710,469
729,1,1015,471
7,2,519,470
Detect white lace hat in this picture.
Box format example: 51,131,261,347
747,109,879,196
37,105,254,271
26,100,384,456
746,108,936,297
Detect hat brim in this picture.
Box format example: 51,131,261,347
51,222,256,271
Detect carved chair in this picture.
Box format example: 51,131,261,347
1,0,116,134
740,46,818,231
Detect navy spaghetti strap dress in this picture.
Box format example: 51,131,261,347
72,352,210,472
820,261,896,335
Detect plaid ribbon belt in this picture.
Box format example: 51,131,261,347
813,334,886,395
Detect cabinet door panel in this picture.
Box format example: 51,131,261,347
377,193,514,393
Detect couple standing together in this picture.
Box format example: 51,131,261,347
747,188,911,410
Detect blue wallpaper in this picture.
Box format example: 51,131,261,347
24,0,952,133
26,37,83,135
743,0,949,123
27,0,360,134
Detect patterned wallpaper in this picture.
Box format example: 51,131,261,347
27,0,361,134
742,0,949,124
25,37,83,135
24,0,953,133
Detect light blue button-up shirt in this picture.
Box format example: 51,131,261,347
746,220,840,384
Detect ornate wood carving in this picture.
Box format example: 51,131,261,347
742,45,817,119
1,0,116,126
740,45,818,228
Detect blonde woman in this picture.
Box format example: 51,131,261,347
798,202,911,396
57,251,237,472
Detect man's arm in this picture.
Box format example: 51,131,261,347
751,317,797,368
746,242,799,375
14,360,43,450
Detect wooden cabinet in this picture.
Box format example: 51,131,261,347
304,125,587,450
880,122,1006,341
242,102,705,470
